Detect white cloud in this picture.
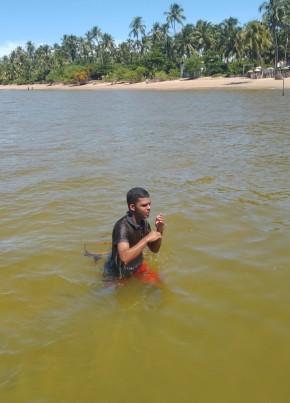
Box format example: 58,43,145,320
0,41,26,57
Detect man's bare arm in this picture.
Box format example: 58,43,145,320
117,231,162,265
148,213,165,253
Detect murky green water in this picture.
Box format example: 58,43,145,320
1,88,290,402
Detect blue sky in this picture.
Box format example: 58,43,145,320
1,0,263,57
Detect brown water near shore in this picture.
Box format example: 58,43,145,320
1,89,290,402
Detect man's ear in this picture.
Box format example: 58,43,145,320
128,203,135,212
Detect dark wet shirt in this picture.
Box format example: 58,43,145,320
104,212,151,278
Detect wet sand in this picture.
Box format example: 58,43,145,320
0,76,288,91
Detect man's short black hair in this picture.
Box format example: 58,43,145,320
127,187,150,206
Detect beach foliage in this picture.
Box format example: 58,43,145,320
227,60,246,76
103,65,147,83
46,64,91,85
203,50,227,76
183,54,203,77
1,1,290,85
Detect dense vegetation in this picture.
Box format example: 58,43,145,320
1,1,290,85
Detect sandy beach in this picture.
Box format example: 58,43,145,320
0,76,288,91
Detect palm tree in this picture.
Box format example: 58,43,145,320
160,23,174,59
86,26,103,61
87,26,102,45
100,33,116,63
116,40,134,64
34,44,52,81
240,20,272,66
0,55,14,82
61,35,80,62
140,35,151,56
78,37,91,62
234,31,246,61
50,43,65,69
193,20,216,55
129,16,146,42
164,3,186,36
217,18,242,62
259,0,284,68
149,22,164,46
25,41,36,78
26,41,35,60
280,0,290,64
175,24,196,58
9,46,29,82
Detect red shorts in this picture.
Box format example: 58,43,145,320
132,262,161,285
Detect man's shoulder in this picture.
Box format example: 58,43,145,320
114,215,128,227
112,215,132,243
113,215,131,233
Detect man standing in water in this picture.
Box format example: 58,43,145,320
104,187,165,284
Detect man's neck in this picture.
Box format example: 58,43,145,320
128,212,142,226
133,214,142,225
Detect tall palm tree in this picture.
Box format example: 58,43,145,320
87,26,102,45
218,17,242,62
129,16,146,42
193,20,216,55
175,24,196,58
160,23,174,59
240,20,272,66
61,35,80,62
149,22,164,46
9,46,29,82
280,0,290,63
26,41,35,60
259,0,284,68
149,22,173,59
116,41,134,64
140,35,151,56
86,26,103,61
78,37,91,62
100,33,116,63
0,55,14,81
164,3,186,36
35,44,52,79
25,41,36,77
50,43,64,69
129,16,146,56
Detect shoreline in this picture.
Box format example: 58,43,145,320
0,76,288,91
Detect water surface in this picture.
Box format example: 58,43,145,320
1,88,290,402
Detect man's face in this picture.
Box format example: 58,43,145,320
130,197,151,220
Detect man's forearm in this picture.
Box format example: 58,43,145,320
118,238,149,265
118,231,162,264
148,238,162,253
